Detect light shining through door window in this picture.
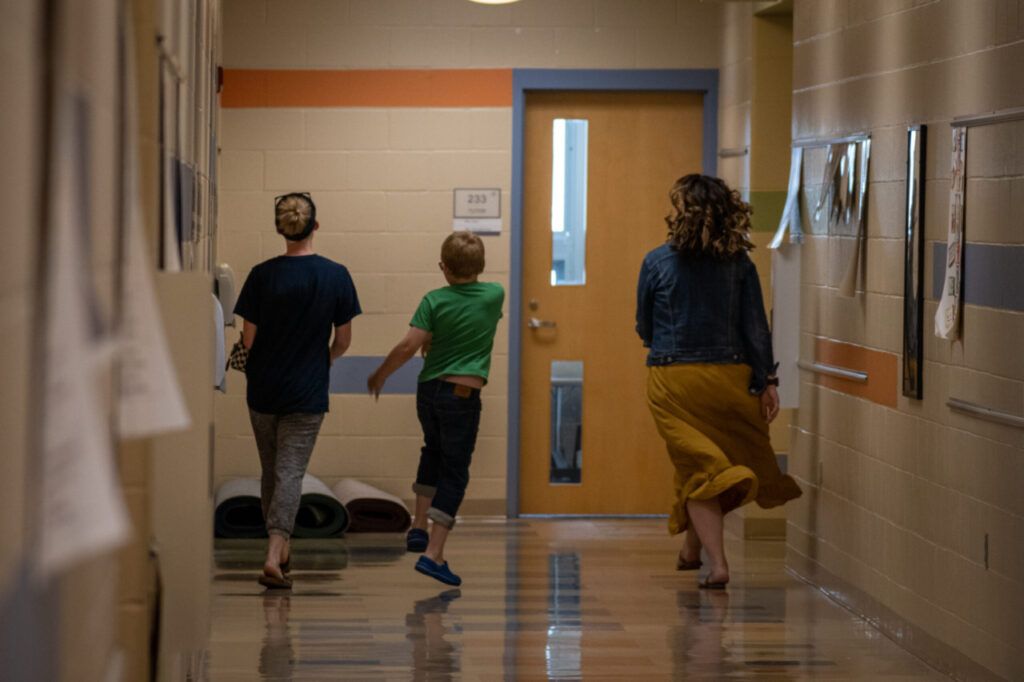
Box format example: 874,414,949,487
550,119,588,286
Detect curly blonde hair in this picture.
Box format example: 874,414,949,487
665,174,755,257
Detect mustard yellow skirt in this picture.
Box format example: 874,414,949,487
646,363,802,535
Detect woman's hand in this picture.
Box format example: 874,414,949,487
760,385,780,423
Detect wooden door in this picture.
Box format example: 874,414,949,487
520,91,704,514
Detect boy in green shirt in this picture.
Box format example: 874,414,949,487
368,231,504,586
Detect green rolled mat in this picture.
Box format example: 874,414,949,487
293,475,350,538
331,478,411,533
213,475,350,538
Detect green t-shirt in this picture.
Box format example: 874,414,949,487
410,281,505,383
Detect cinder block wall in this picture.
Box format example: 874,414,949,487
717,4,794,539
0,0,39,598
789,1,1024,679
216,0,724,512
1,2,168,679
718,4,752,199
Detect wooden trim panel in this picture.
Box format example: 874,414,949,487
221,69,514,108
809,337,898,408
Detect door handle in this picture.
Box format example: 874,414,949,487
528,317,557,329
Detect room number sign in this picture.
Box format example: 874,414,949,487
453,188,501,234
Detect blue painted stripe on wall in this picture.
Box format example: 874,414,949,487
329,356,423,394
931,242,1024,312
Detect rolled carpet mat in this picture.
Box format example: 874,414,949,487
213,475,350,538
214,478,265,539
294,474,350,538
331,478,412,533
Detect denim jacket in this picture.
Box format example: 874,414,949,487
635,244,776,394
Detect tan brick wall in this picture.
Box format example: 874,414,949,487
0,0,39,598
790,1,1024,678
718,5,794,539
217,0,726,509
1,0,216,678
718,3,753,196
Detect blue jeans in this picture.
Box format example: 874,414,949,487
413,379,482,528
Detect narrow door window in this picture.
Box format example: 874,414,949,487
550,360,583,484
550,119,588,286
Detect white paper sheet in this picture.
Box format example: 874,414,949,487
771,244,801,409
769,147,804,249
161,62,182,272
117,200,192,437
814,144,844,222
38,96,130,580
213,293,226,392
838,140,871,298
935,127,967,340
118,16,191,438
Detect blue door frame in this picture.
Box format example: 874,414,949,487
506,69,720,517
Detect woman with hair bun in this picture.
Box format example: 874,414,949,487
636,174,801,590
234,192,361,589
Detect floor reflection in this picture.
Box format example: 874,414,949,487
545,553,582,679
207,522,947,680
671,588,736,679
214,538,350,572
259,594,294,680
405,589,462,680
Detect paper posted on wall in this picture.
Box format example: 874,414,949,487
769,147,803,249
118,198,191,437
118,13,190,438
838,139,871,298
935,127,967,340
38,96,130,580
160,62,182,272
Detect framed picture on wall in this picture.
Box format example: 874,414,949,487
902,125,926,398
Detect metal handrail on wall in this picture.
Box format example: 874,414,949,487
792,132,870,148
950,106,1024,128
718,146,749,158
797,360,868,384
947,398,1024,430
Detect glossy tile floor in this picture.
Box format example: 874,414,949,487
207,519,946,680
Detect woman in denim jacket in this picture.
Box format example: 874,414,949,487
637,174,801,589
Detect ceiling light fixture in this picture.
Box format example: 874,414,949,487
467,0,521,5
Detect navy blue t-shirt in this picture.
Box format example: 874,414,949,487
234,254,360,414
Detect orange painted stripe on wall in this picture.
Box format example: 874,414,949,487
812,337,898,408
222,69,514,108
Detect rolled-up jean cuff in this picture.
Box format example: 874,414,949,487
267,528,291,539
427,507,455,529
412,482,437,497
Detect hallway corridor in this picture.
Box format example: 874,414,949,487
207,520,944,680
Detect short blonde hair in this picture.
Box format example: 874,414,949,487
275,194,314,239
441,231,485,278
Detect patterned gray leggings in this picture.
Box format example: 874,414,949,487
248,410,325,538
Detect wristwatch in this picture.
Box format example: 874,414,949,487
765,375,779,387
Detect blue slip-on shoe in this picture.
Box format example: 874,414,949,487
415,556,462,586
406,528,429,553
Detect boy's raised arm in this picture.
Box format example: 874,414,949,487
367,326,432,399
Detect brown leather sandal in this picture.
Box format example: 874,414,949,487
676,552,702,571
258,571,293,590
